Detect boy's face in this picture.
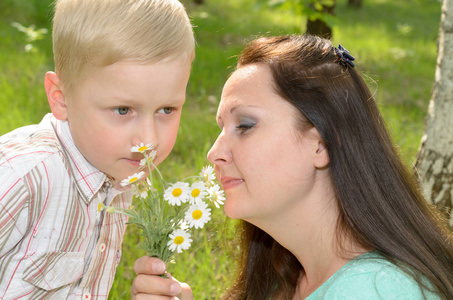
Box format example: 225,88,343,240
62,58,192,184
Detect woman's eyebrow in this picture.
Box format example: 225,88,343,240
216,104,261,121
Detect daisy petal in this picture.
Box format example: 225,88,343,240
121,171,146,186
131,143,154,153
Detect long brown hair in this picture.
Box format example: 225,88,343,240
223,35,453,300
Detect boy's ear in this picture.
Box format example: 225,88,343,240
45,71,68,120
313,140,330,169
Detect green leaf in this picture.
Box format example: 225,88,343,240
314,2,323,11
322,0,335,7
267,0,288,7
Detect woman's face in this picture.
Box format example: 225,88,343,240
208,63,329,225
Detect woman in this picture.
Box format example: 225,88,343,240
131,35,453,299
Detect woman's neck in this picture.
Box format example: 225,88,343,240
249,175,366,299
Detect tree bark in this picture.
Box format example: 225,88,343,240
415,0,453,228
348,0,362,9
306,1,336,39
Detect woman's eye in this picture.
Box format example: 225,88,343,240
158,107,175,115
236,122,256,133
113,107,130,115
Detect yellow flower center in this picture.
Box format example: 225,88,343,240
138,146,148,152
192,209,202,220
129,177,138,183
172,188,182,197
98,203,103,212
191,188,200,198
174,236,184,245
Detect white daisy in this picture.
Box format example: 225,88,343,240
177,220,190,231
188,181,208,204
163,182,190,206
133,181,148,198
131,143,154,153
200,165,216,183
167,229,192,253
208,184,225,208
139,150,157,167
120,171,145,186
185,201,211,229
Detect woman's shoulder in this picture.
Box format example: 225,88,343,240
307,252,440,300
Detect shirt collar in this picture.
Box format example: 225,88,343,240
49,114,108,204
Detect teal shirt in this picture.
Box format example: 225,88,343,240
306,252,440,300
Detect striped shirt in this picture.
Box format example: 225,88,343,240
0,114,133,300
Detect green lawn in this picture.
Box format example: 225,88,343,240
0,0,442,298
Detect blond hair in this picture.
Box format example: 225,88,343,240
52,0,195,95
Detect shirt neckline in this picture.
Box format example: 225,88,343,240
48,114,107,204
305,251,377,299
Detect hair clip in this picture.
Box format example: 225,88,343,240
334,44,355,68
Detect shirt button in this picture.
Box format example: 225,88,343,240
83,292,91,299
99,243,106,252
116,249,121,265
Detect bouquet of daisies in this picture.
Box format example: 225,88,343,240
102,143,225,264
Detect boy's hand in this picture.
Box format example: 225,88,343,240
131,256,193,300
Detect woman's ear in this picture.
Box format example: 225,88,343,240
314,140,330,169
305,127,330,169
45,71,68,120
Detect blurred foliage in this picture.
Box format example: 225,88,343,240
11,22,48,52
258,0,337,33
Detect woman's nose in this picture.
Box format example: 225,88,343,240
207,132,231,165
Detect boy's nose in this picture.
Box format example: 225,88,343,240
132,121,157,149
207,132,231,165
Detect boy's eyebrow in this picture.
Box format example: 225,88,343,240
106,95,186,105
103,95,136,102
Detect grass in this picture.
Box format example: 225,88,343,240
0,0,442,298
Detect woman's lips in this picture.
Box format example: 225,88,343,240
221,176,244,190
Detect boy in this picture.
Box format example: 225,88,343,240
0,0,194,299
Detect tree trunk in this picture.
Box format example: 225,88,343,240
415,0,453,228
348,0,362,9
306,1,336,39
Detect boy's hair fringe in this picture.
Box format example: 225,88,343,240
52,0,195,95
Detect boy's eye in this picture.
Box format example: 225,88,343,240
158,107,175,115
113,107,130,115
